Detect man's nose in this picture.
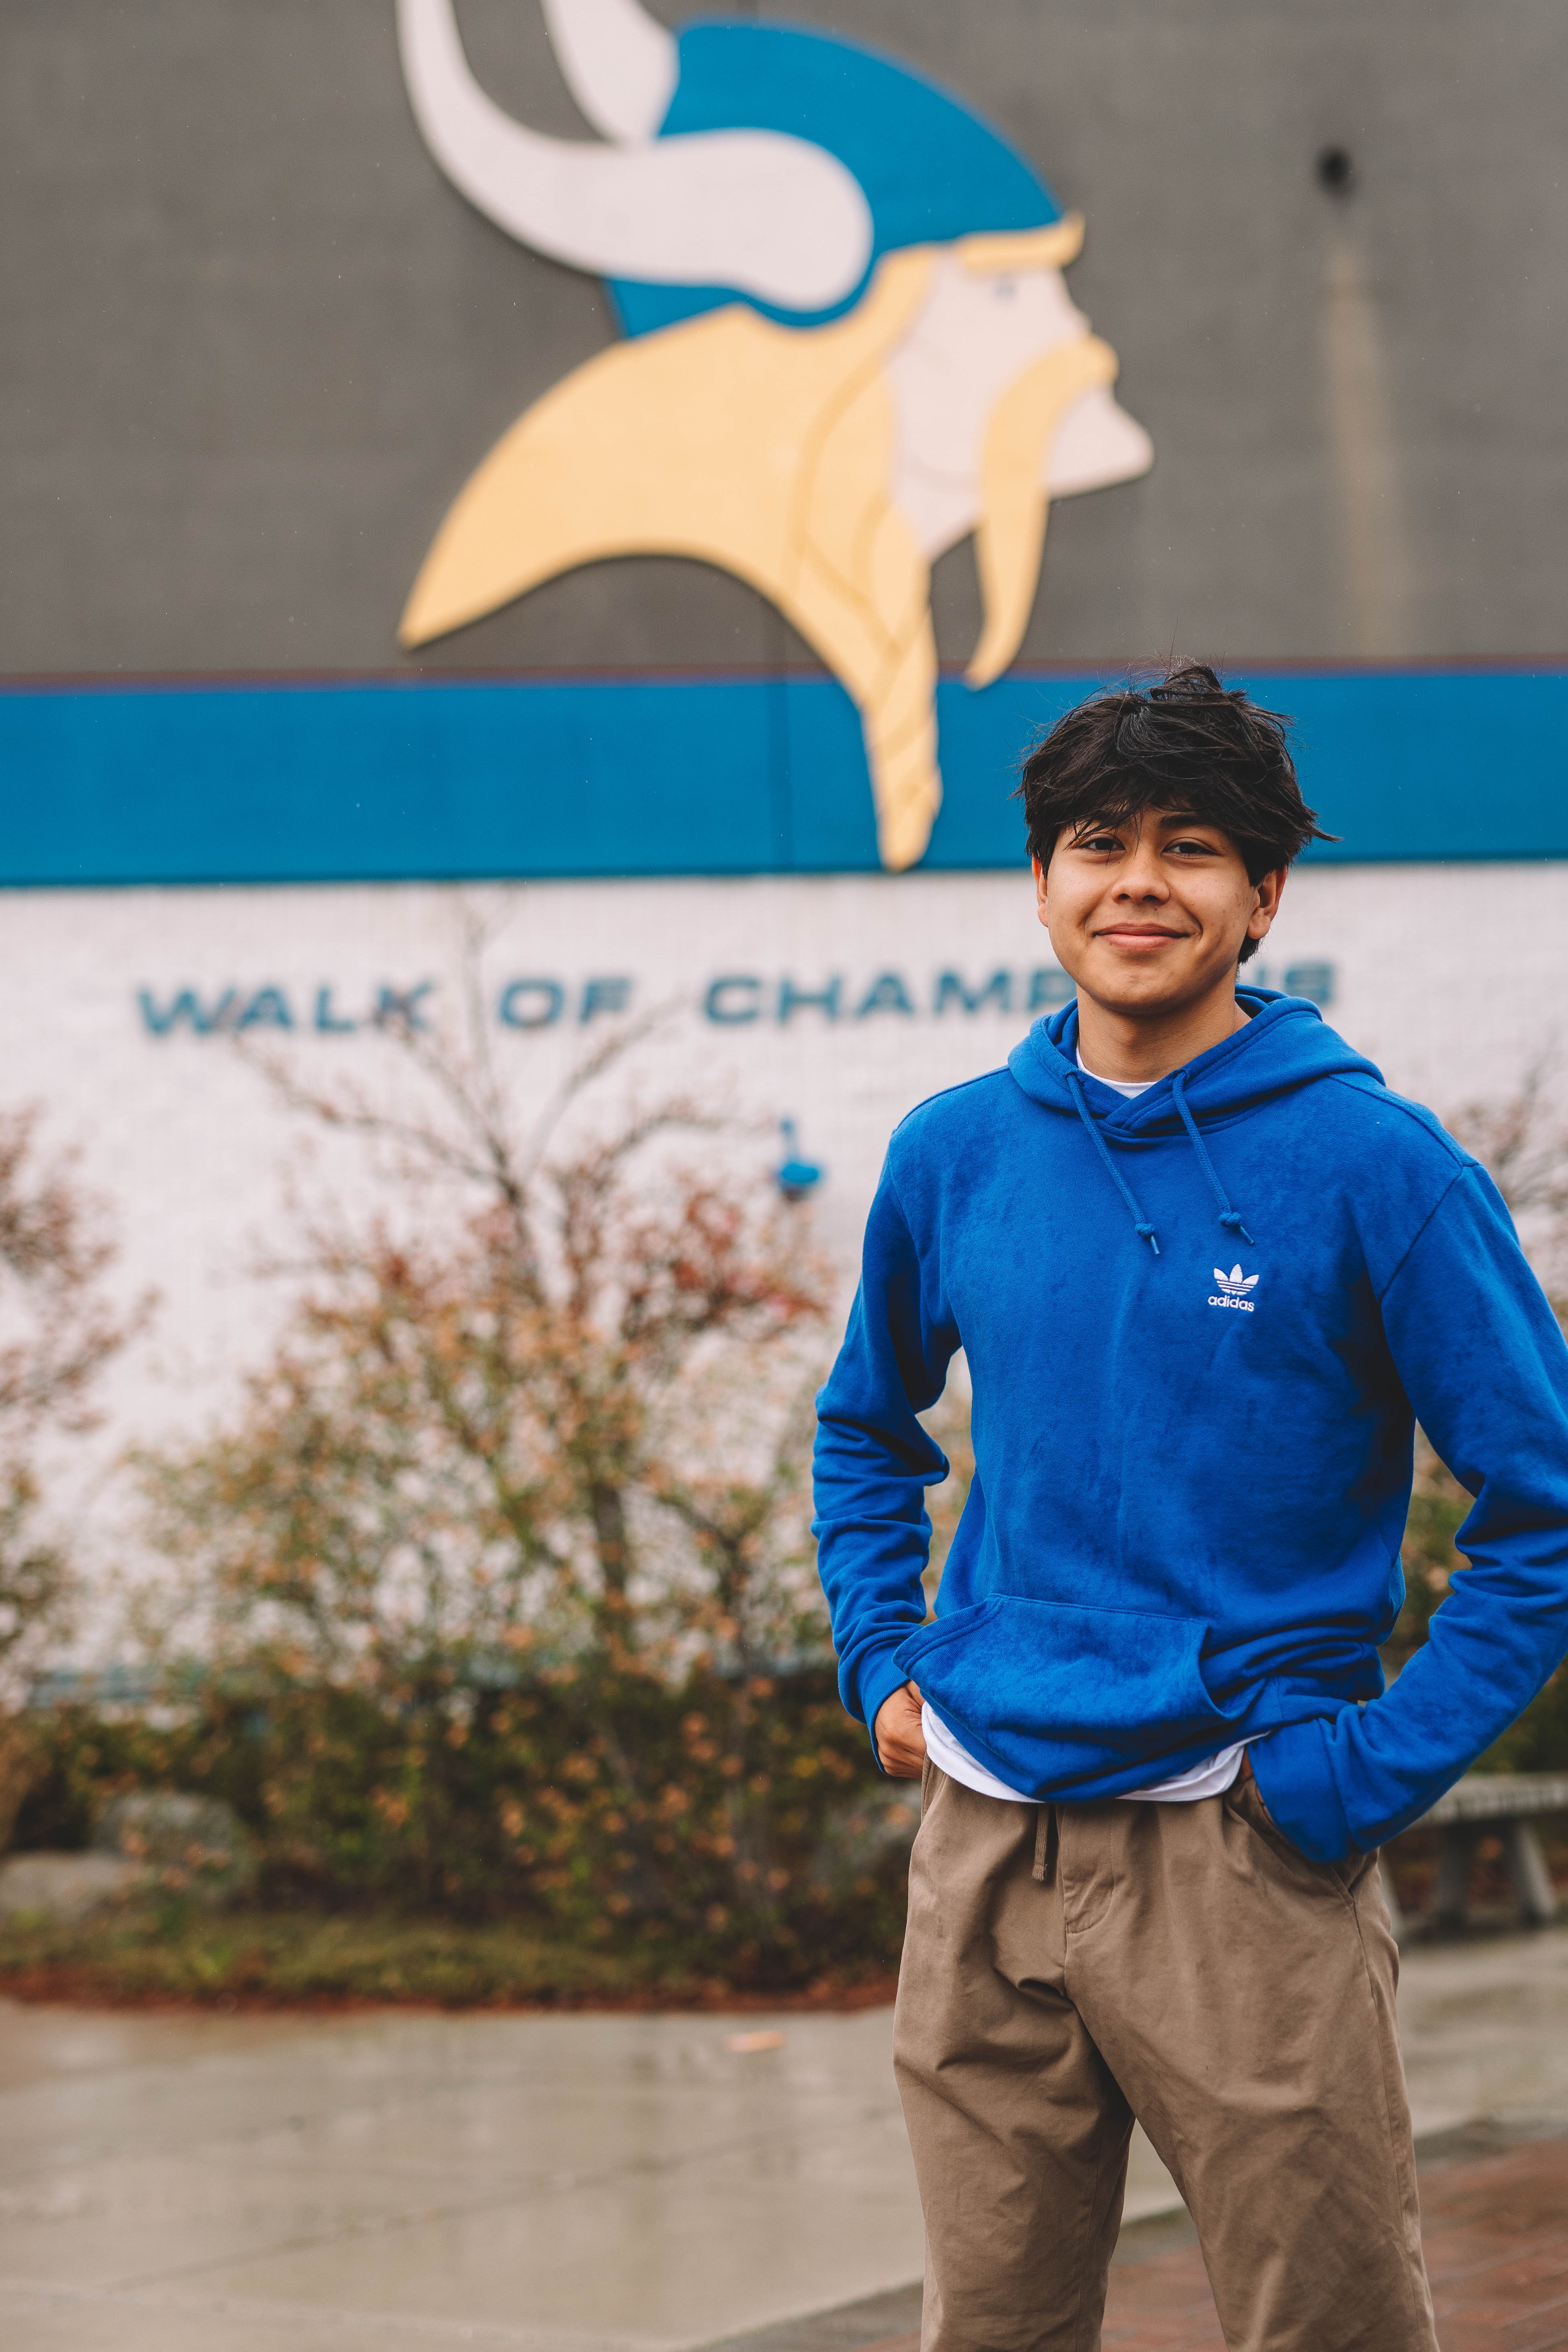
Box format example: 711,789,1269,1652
1114,854,1168,897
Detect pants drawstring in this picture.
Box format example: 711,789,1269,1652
1033,1804,1058,1885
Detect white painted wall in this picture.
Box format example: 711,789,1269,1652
4,860,1563,1595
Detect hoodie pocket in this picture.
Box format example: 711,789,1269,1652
896,1595,1235,1786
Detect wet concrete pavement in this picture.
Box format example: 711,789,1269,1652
1,1924,1567,2352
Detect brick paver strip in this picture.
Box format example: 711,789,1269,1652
701,2136,1568,2352
1089,2137,1568,2350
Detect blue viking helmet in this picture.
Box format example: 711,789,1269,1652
397,0,1062,333
614,21,1061,335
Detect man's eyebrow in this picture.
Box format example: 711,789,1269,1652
1068,809,1222,838
1155,811,1225,835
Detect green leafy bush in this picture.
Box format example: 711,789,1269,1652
14,1664,910,1988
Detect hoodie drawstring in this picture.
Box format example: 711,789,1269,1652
1066,1065,1257,1256
1171,1069,1255,1245
1066,1071,1161,1254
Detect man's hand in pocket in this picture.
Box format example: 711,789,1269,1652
874,1681,927,1778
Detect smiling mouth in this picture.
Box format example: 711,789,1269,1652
1095,926,1189,946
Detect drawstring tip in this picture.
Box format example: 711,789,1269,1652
1136,1223,1160,1255
1219,1212,1255,1244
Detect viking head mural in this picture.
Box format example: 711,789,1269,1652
396,0,1154,869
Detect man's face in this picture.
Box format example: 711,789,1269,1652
1034,809,1284,1019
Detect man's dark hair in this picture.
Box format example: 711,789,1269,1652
1017,662,1335,963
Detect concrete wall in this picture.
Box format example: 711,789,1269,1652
4,0,1566,678
12,860,1564,1468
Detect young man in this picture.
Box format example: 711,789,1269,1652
813,663,1568,2352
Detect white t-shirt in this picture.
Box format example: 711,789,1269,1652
920,1049,1250,1806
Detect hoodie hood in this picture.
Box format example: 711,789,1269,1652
1007,990,1382,1135
1006,990,1385,1257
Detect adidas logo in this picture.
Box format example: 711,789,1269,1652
1209,1263,1258,1313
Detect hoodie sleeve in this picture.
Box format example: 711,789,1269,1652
1253,1160,1568,1862
813,1156,960,1742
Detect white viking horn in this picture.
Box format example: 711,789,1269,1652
541,0,675,142
396,0,873,313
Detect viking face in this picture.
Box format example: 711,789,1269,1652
396,0,1154,869
889,243,1155,555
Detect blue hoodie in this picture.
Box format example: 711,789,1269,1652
813,990,1568,1864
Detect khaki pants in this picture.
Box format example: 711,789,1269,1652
893,1765,1436,2352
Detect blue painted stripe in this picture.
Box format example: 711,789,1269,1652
0,666,1564,886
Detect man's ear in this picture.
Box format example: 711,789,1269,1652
1247,866,1287,942
1033,853,1050,928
